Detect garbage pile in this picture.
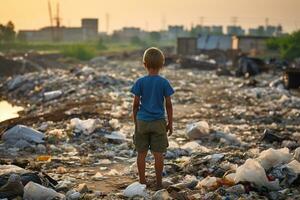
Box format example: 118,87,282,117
0,55,300,199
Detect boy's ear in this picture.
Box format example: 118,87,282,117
143,62,147,68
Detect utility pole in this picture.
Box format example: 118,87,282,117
105,13,110,33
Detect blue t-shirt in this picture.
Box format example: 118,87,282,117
131,75,175,121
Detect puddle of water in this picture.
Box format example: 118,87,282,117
0,101,24,122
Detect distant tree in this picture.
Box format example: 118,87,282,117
130,36,144,46
150,31,161,41
267,30,300,60
0,21,16,42
97,37,107,50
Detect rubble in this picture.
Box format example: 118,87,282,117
0,53,300,199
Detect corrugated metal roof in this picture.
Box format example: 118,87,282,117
197,35,232,50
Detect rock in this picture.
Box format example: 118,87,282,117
66,190,81,200
43,90,63,101
2,125,45,146
123,182,147,198
0,174,24,199
196,176,219,190
294,147,300,162
56,166,67,174
92,172,105,181
76,183,88,193
7,75,25,91
24,181,65,200
70,118,100,135
152,189,170,200
186,121,210,140
226,184,245,195
36,144,46,153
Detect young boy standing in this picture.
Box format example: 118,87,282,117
131,47,174,189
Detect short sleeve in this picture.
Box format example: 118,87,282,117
164,80,175,97
130,80,142,96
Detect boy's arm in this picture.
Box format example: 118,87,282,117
165,96,173,136
132,95,140,125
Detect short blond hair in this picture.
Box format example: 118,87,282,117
143,47,165,69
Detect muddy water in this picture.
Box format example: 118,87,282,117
0,101,24,122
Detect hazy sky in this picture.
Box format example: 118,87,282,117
0,0,299,33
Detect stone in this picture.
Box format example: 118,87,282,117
152,189,170,200
43,90,63,101
76,183,88,193
2,125,45,146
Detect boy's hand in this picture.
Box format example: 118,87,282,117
166,123,173,136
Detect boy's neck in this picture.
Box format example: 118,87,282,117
147,68,160,76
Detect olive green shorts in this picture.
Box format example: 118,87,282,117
134,119,169,153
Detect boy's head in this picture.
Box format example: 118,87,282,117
143,47,165,70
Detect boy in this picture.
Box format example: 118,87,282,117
131,47,174,189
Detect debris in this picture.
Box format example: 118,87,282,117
0,174,24,199
294,147,300,162
256,148,292,170
152,189,170,200
23,181,65,200
76,183,88,193
2,125,45,147
70,118,100,135
123,182,147,198
104,131,126,142
186,121,210,140
36,155,52,162
261,129,284,143
235,159,280,190
43,90,63,101
91,172,105,181
196,176,219,190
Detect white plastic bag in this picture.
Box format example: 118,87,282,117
186,121,210,140
256,148,292,170
235,159,280,190
24,181,66,200
70,118,99,135
123,182,147,198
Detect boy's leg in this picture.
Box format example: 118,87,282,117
137,151,148,184
152,152,164,188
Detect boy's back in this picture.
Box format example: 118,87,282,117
131,75,174,121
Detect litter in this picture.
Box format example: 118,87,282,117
186,121,210,140
123,182,147,198
235,159,280,190
256,148,292,170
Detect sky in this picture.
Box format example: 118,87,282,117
0,0,299,33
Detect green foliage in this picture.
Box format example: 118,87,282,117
267,30,300,60
61,44,96,61
149,31,161,41
0,21,16,42
97,38,107,50
130,36,145,46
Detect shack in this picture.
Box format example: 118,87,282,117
232,36,270,54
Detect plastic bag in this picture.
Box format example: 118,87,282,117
235,159,280,190
23,181,65,200
256,148,292,170
70,118,99,135
186,121,210,140
123,182,147,198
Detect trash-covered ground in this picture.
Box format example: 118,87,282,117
1,54,300,200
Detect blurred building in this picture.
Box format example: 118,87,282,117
177,34,270,55
248,25,282,37
227,26,245,36
191,25,223,36
112,27,149,42
19,18,99,42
